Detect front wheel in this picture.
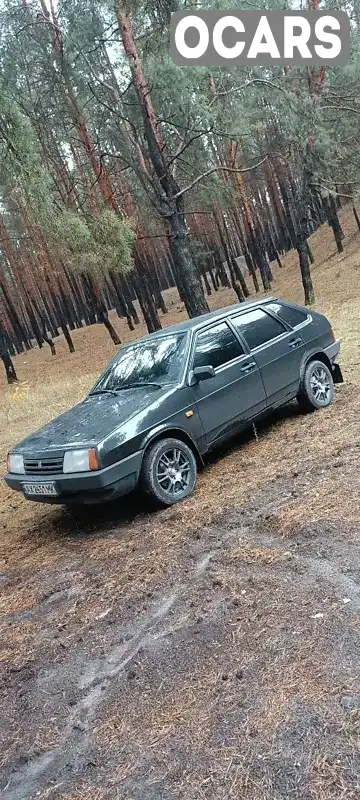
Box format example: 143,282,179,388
297,359,334,412
141,437,197,506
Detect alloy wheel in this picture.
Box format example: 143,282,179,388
310,366,331,404
156,447,191,496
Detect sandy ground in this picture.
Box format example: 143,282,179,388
0,205,360,799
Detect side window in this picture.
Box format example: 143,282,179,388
266,302,308,329
193,322,244,370
231,309,286,350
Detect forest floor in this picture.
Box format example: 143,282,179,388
1,205,360,800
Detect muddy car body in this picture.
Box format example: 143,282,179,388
4,297,343,507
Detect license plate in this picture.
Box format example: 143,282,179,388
22,482,58,497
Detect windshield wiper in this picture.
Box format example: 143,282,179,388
89,382,163,396
123,382,163,389
89,388,121,397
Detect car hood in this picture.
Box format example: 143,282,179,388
13,386,175,455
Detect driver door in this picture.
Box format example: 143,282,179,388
190,320,266,447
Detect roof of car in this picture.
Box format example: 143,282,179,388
138,296,278,340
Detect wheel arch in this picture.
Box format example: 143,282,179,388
141,427,204,468
301,350,332,378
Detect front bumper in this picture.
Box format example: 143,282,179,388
3,450,143,505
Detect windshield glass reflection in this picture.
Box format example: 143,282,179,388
90,333,188,392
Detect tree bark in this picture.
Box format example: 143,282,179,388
97,310,121,345
167,210,210,316
133,242,162,332
353,205,360,231
296,235,315,305
0,333,18,384
306,241,315,264
326,195,344,254
213,204,245,302
60,323,75,353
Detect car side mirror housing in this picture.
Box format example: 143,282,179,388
189,365,216,386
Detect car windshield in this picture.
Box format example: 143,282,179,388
90,333,188,393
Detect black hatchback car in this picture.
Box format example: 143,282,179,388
5,297,342,507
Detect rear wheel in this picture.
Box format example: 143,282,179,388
297,359,334,412
141,437,197,506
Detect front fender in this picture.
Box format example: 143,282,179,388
140,422,206,461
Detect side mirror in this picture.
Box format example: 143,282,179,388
189,365,216,386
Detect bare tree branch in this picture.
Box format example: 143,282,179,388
174,156,269,199
323,102,360,115
167,129,211,173
209,79,289,107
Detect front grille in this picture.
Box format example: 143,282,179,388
24,456,64,475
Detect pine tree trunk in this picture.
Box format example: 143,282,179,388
278,180,298,248
131,274,162,333
108,272,135,331
326,196,344,253
206,257,219,292
353,205,360,231
231,212,260,293
306,241,315,264
201,265,212,296
41,323,56,355
61,323,75,353
1,343,18,384
213,204,245,301
251,240,271,292
143,247,168,314
168,210,210,317
85,275,121,344
123,278,140,325
297,236,315,305
211,243,230,287
98,310,121,345
132,246,162,332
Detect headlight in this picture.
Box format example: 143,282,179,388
63,448,99,474
7,453,25,474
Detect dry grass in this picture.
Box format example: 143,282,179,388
0,583,38,615
0,619,40,665
308,755,358,800
96,665,217,753
39,790,107,800
230,543,293,564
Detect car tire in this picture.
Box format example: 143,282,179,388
297,359,334,412
141,437,197,506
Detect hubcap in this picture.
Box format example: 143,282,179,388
310,366,331,404
156,448,191,496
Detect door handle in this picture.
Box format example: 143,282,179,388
241,361,256,373
289,338,302,348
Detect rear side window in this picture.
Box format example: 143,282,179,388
266,302,308,328
194,321,244,370
231,309,286,350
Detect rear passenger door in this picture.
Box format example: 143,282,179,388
190,320,266,446
230,307,306,407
